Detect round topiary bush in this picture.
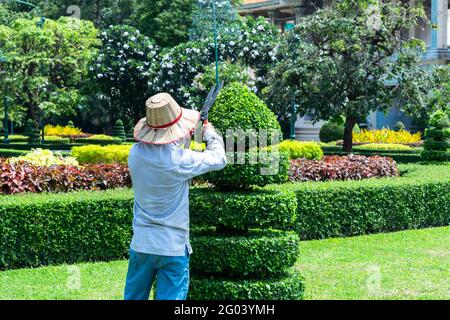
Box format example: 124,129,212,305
189,270,305,300
113,119,126,141
319,122,344,143
190,230,299,278
394,121,405,132
209,82,281,147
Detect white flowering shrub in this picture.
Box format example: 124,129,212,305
151,17,280,109
90,25,160,125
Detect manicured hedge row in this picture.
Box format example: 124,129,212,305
321,145,422,155
190,189,297,231
267,164,450,240
189,270,304,300
74,138,122,145
190,230,299,278
0,149,28,157
322,150,422,163
0,143,80,151
0,190,133,270
1,164,448,269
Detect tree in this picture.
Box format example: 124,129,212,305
25,0,139,28
89,25,160,127
267,0,433,152
136,0,242,48
136,0,195,48
0,17,98,139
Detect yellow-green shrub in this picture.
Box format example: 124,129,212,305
44,125,83,136
9,149,79,167
353,129,421,144
72,145,132,164
357,143,413,151
265,140,323,160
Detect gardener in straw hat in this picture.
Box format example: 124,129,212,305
124,92,227,300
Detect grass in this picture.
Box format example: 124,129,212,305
0,227,448,300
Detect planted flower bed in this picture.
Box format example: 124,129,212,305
289,155,398,182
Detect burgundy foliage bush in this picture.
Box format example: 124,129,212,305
0,160,131,194
289,155,399,182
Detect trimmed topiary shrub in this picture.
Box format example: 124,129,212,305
204,152,290,189
319,122,344,143
190,189,297,231
113,120,126,142
422,110,450,162
209,82,281,148
24,119,40,144
205,83,288,190
188,271,305,300
394,121,405,131
190,230,299,278
190,83,302,299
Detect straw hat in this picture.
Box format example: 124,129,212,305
134,93,200,145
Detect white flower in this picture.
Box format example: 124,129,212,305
130,36,136,41
97,73,103,78
123,32,129,37
229,41,235,46
123,44,129,49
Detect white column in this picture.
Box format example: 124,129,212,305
431,0,448,50
408,0,417,39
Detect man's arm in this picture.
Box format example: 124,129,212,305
177,124,227,180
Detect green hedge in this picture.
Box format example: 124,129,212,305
0,135,29,143
421,150,450,162
322,147,423,163
190,189,297,231
190,230,299,278
189,270,304,300
1,164,448,269
0,190,133,270
267,164,450,240
204,152,290,189
423,139,449,151
0,143,80,151
425,128,450,140
0,149,28,157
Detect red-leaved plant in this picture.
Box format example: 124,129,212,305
0,160,131,194
289,155,398,182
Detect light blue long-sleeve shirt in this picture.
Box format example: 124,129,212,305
128,129,227,256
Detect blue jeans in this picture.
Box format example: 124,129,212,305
124,247,190,300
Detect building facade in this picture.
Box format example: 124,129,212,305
240,0,450,140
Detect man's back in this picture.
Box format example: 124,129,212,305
128,131,226,257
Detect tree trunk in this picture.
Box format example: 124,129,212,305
343,116,357,153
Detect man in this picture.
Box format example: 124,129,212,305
124,92,227,300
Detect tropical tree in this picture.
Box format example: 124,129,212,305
0,17,98,140
89,25,160,127
267,0,435,152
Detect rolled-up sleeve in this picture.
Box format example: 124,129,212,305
176,129,227,180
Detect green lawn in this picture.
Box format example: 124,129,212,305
0,227,448,300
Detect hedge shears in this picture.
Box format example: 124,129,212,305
200,81,224,125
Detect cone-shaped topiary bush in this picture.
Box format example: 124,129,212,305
422,110,450,162
189,83,303,300
113,119,126,142
24,119,40,144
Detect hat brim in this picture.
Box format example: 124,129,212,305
134,108,200,145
